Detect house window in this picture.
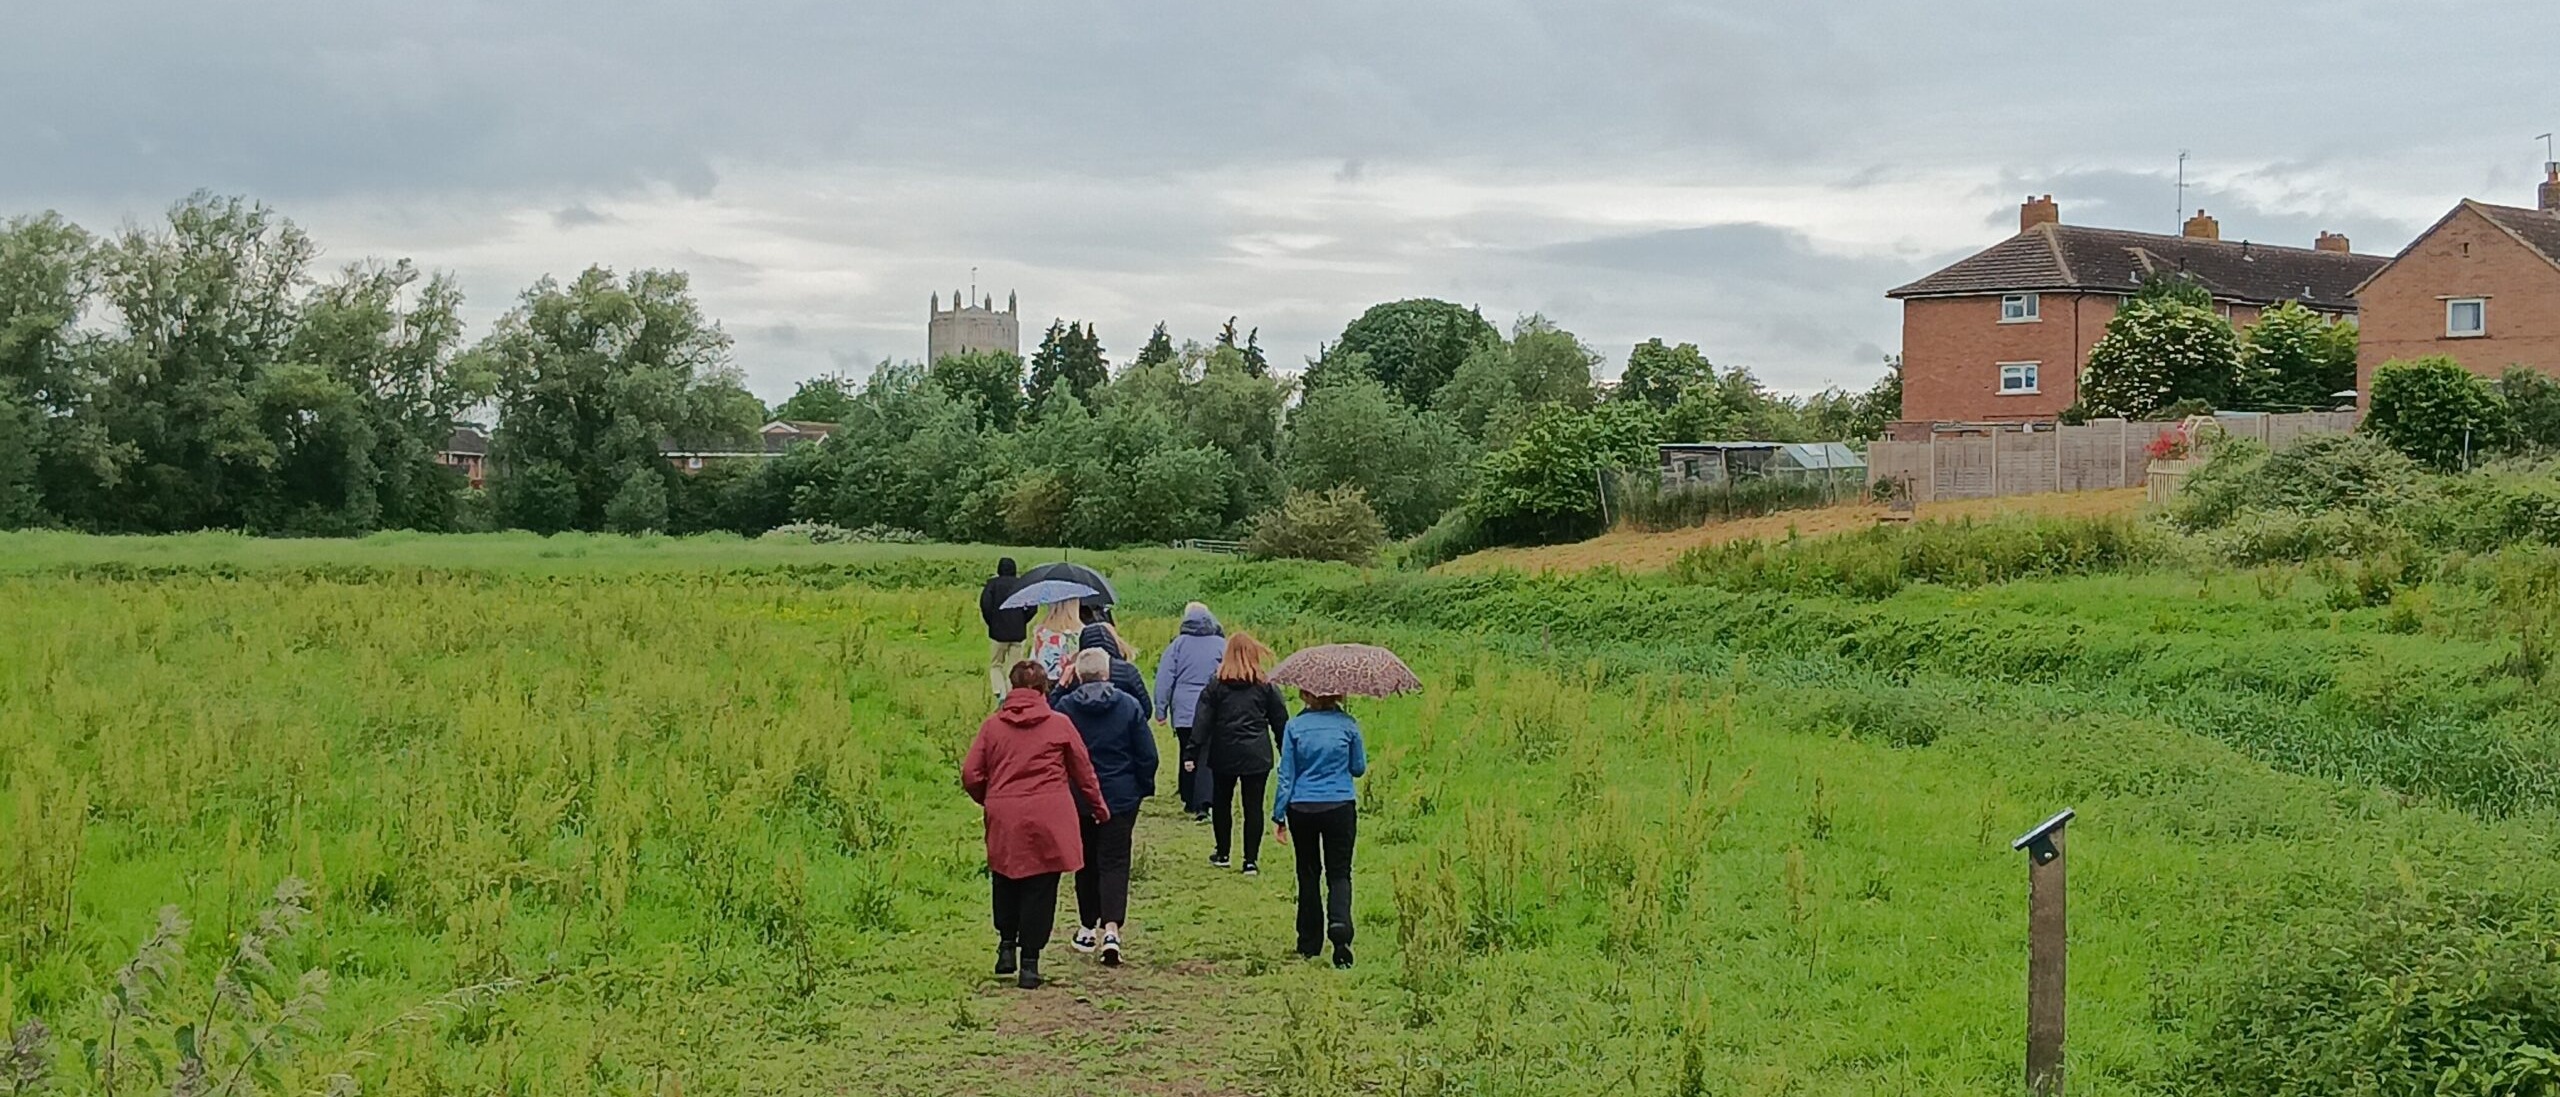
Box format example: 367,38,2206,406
686,457,704,470
2447,298,2486,338
2000,294,2040,322
1998,362,2040,395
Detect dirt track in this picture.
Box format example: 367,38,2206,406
1437,487,2150,575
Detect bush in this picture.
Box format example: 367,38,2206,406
2079,293,2242,418
1394,508,1491,570
1245,487,1387,565
1465,403,1656,545
2502,367,2560,454
2171,434,2429,532
2188,892,2560,1097
603,468,670,534
2367,356,2509,471
758,522,928,545
1609,473,1844,533
2206,508,2411,565
1667,514,2168,597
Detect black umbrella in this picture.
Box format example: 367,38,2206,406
1021,561,1117,606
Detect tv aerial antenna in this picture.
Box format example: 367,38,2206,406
2176,150,2190,230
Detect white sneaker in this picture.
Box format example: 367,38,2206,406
1100,932,1123,967
1071,927,1098,953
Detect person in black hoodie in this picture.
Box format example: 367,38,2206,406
1051,647,1158,966
1189,632,1291,873
1076,622,1153,721
978,558,1032,697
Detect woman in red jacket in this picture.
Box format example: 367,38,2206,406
963,661,1109,989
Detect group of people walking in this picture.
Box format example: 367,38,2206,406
966,558,1367,989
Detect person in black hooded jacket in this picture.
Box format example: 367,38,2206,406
1189,631,1290,872
1076,622,1153,721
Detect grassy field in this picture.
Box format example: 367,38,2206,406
7,526,2560,1095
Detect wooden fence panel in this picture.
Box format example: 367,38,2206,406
1862,411,2351,507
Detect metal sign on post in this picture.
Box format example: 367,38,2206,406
2010,808,2074,1097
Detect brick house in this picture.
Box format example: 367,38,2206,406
1887,196,2386,424
436,426,489,489
2351,166,2560,396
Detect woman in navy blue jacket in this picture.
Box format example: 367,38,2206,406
1271,691,1367,967
1051,647,1159,966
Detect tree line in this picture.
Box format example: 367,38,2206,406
0,195,1901,553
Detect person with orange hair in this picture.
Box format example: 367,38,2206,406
1187,632,1291,874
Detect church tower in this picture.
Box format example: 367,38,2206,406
928,287,1021,362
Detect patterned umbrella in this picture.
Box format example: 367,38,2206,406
999,579,1100,610
1268,644,1423,698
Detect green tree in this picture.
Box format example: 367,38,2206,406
1308,298,1500,409
774,372,859,423
2079,294,2243,419
2237,302,2359,410
1436,314,1597,444
1025,321,1107,407
1133,323,1177,370
1284,375,1470,537
0,212,103,527
2502,367,2560,454
603,465,670,533
288,260,491,530
1216,316,1269,378
482,266,751,531
2365,356,2508,471
1466,401,1658,545
1614,338,1716,411
927,349,1024,431
1245,486,1387,565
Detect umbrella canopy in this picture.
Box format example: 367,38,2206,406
1268,644,1423,698
1000,579,1100,610
1021,561,1117,606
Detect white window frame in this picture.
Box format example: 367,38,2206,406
2000,293,2041,323
686,456,704,470
2446,297,2487,338
1997,362,2041,395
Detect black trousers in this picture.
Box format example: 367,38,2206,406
1213,771,1269,863
990,871,1060,955
1286,803,1357,950
1177,730,1212,813
1076,808,1138,928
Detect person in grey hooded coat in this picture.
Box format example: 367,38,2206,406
1154,602,1226,820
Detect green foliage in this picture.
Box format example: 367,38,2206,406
1024,320,1106,408
1668,514,2169,597
2189,892,2560,1097
2079,291,2242,418
1245,486,1387,565
2171,434,2429,532
2367,356,2509,471
1306,298,1500,409
2235,302,2359,411
1610,474,1844,534
1285,375,1472,537
484,265,751,532
2500,367,2560,454
1613,338,1715,411
1435,314,1597,443
603,467,670,533
1214,316,1268,377
1465,402,1657,545
773,372,858,424
1132,322,1176,370
925,349,1024,431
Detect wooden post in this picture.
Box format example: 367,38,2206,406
2012,809,2073,1097
1990,424,2000,498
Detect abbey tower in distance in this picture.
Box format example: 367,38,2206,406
928,288,1019,362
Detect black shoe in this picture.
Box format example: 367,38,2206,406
1210,853,1230,868
1017,954,1043,990
1332,942,1354,969
1241,861,1258,876
995,940,1018,976
1296,939,1322,959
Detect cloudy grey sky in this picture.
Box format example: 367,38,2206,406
4,1,2548,401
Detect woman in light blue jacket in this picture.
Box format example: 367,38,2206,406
1271,692,1366,968
1153,603,1226,820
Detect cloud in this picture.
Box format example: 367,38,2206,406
4,0,2550,402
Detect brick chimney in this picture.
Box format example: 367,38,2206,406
2314,231,2351,253
2020,194,2059,232
2183,209,2220,240
2542,163,2560,212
